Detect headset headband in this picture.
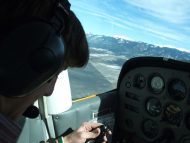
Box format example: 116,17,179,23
51,0,71,35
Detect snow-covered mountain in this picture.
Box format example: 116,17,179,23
87,34,190,61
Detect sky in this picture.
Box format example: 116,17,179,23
70,0,190,52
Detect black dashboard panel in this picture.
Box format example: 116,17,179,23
116,57,190,143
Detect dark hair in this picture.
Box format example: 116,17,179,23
0,0,89,68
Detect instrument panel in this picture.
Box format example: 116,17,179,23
116,57,190,143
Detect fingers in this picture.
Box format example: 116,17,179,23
83,132,110,143
103,135,108,142
79,122,103,132
166,104,181,115
83,122,103,129
108,130,112,135
78,122,112,143
81,128,100,139
91,128,101,136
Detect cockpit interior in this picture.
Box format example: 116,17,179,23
17,57,190,143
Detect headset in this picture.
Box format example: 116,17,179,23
0,0,71,97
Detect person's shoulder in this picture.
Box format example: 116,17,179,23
0,114,22,143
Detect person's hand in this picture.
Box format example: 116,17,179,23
63,122,111,143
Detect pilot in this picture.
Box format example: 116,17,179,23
0,0,110,143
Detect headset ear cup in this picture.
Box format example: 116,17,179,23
0,21,65,96
30,48,57,73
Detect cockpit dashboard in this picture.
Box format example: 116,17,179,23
115,57,190,143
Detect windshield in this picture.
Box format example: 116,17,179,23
69,0,190,99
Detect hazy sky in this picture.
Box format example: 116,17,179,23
70,0,190,51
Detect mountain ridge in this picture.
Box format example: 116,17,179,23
87,34,190,61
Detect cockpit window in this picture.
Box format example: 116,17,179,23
69,0,190,100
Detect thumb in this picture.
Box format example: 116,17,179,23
82,128,101,139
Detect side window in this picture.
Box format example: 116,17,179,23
69,0,190,99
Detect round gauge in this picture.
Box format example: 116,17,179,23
168,79,186,100
142,119,159,139
146,98,162,116
133,74,146,89
150,75,164,93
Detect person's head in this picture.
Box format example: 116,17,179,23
0,0,89,119
0,0,89,68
